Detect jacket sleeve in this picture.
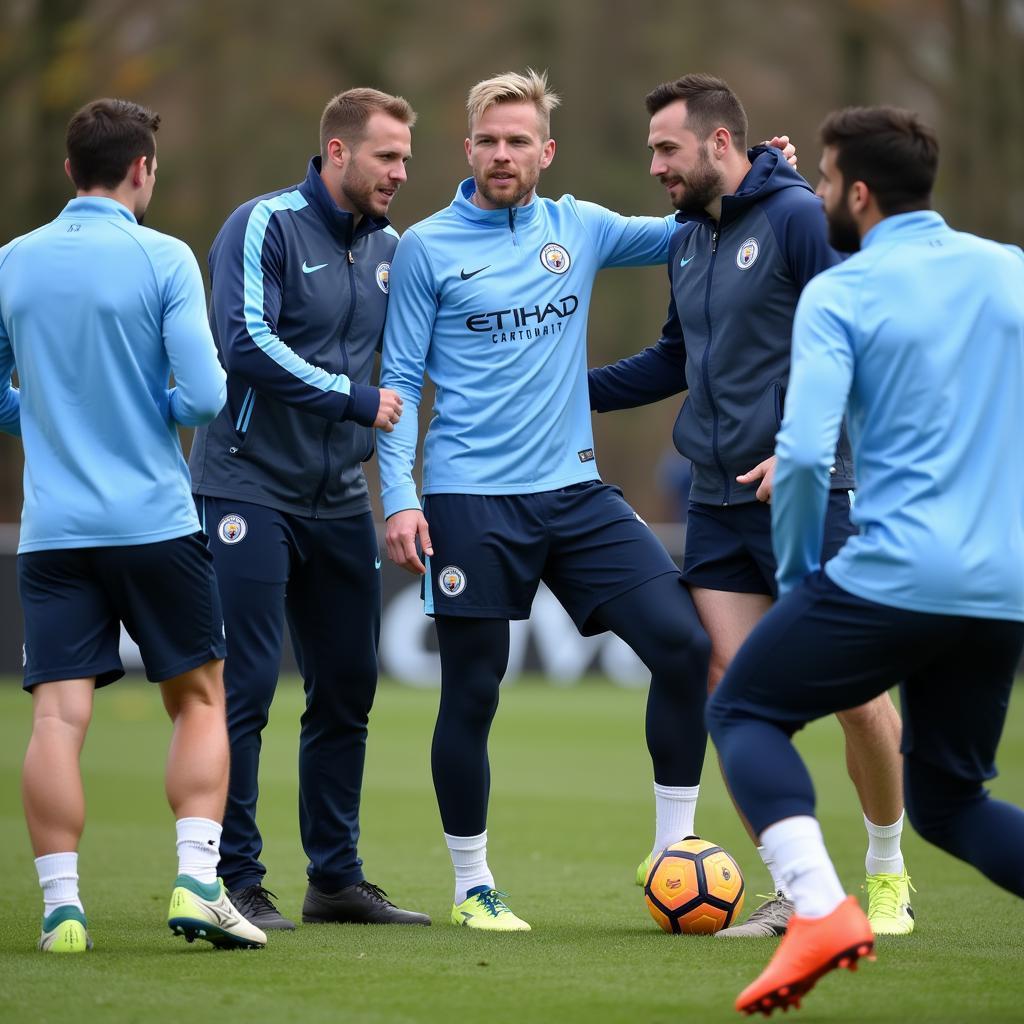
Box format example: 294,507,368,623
377,230,437,518
589,279,687,412
772,271,855,595
160,240,226,427
0,317,21,437
573,200,676,268
210,201,380,427
768,192,842,290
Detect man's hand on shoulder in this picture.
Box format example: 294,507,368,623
764,135,797,169
737,455,777,502
374,388,404,432
385,508,433,575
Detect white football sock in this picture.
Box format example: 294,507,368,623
757,844,792,899
175,817,222,884
760,816,846,919
652,782,700,856
445,830,494,905
864,812,905,876
36,852,83,917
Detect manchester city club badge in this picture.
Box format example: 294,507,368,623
539,242,571,274
736,237,759,269
438,565,467,597
218,514,247,544
375,261,390,293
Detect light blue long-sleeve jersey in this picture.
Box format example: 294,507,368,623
0,196,226,553
377,178,674,517
773,211,1024,621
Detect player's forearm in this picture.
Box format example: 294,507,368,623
771,441,832,594
378,399,422,518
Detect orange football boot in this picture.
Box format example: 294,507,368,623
735,895,875,1016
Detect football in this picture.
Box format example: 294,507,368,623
643,837,745,934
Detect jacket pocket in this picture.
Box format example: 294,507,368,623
228,387,257,455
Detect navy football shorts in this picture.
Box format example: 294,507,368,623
682,490,857,597
421,481,680,635
18,532,226,690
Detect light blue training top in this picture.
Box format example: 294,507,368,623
377,178,674,517
0,196,226,553
773,210,1024,621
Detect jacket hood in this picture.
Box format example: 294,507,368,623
675,146,814,227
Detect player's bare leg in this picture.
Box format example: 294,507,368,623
161,658,266,948
23,677,96,952
23,678,95,856
839,693,914,934
160,659,229,821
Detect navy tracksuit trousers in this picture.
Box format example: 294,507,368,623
200,496,381,892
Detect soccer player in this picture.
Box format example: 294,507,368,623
706,106,1024,1015
588,74,912,937
379,69,793,931
0,98,265,952
188,88,429,929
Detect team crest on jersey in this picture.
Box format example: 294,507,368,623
218,514,247,545
539,242,571,275
438,565,467,597
375,262,390,293
736,238,759,269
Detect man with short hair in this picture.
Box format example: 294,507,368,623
589,74,912,938
189,87,428,929
707,105,1024,1015
379,69,794,931
0,97,265,952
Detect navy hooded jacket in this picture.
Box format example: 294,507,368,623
589,147,855,505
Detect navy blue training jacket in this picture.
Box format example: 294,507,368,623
589,147,855,506
190,158,396,518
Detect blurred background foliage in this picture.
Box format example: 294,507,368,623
1,0,1022,521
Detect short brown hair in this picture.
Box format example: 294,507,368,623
65,98,160,190
645,73,747,149
819,106,938,216
466,68,561,137
319,88,417,158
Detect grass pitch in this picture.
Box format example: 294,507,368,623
1,677,1022,1023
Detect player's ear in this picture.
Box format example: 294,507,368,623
464,137,472,165
326,137,348,170
539,137,556,170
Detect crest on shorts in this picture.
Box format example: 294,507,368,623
539,242,571,275
375,261,390,293
218,514,247,545
736,237,759,269
438,565,467,597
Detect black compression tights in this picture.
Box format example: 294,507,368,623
431,574,710,837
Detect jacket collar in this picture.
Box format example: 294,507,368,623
451,177,542,228
60,196,137,223
299,157,391,245
862,210,946,249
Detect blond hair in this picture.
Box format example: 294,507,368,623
466,68,560,136
320,87,417,158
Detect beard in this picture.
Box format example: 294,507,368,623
668,148,725,216
474,166,539,209
340,166,391,220
826,202,861,253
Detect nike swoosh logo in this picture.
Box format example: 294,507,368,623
679,255,694,267
302,261,328,274
460,265,489,280
374,557,382,569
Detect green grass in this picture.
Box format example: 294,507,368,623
1,678,1022,1023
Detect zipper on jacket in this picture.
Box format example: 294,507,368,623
311,421,334,518
700,227,731,504
508,208,519,247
